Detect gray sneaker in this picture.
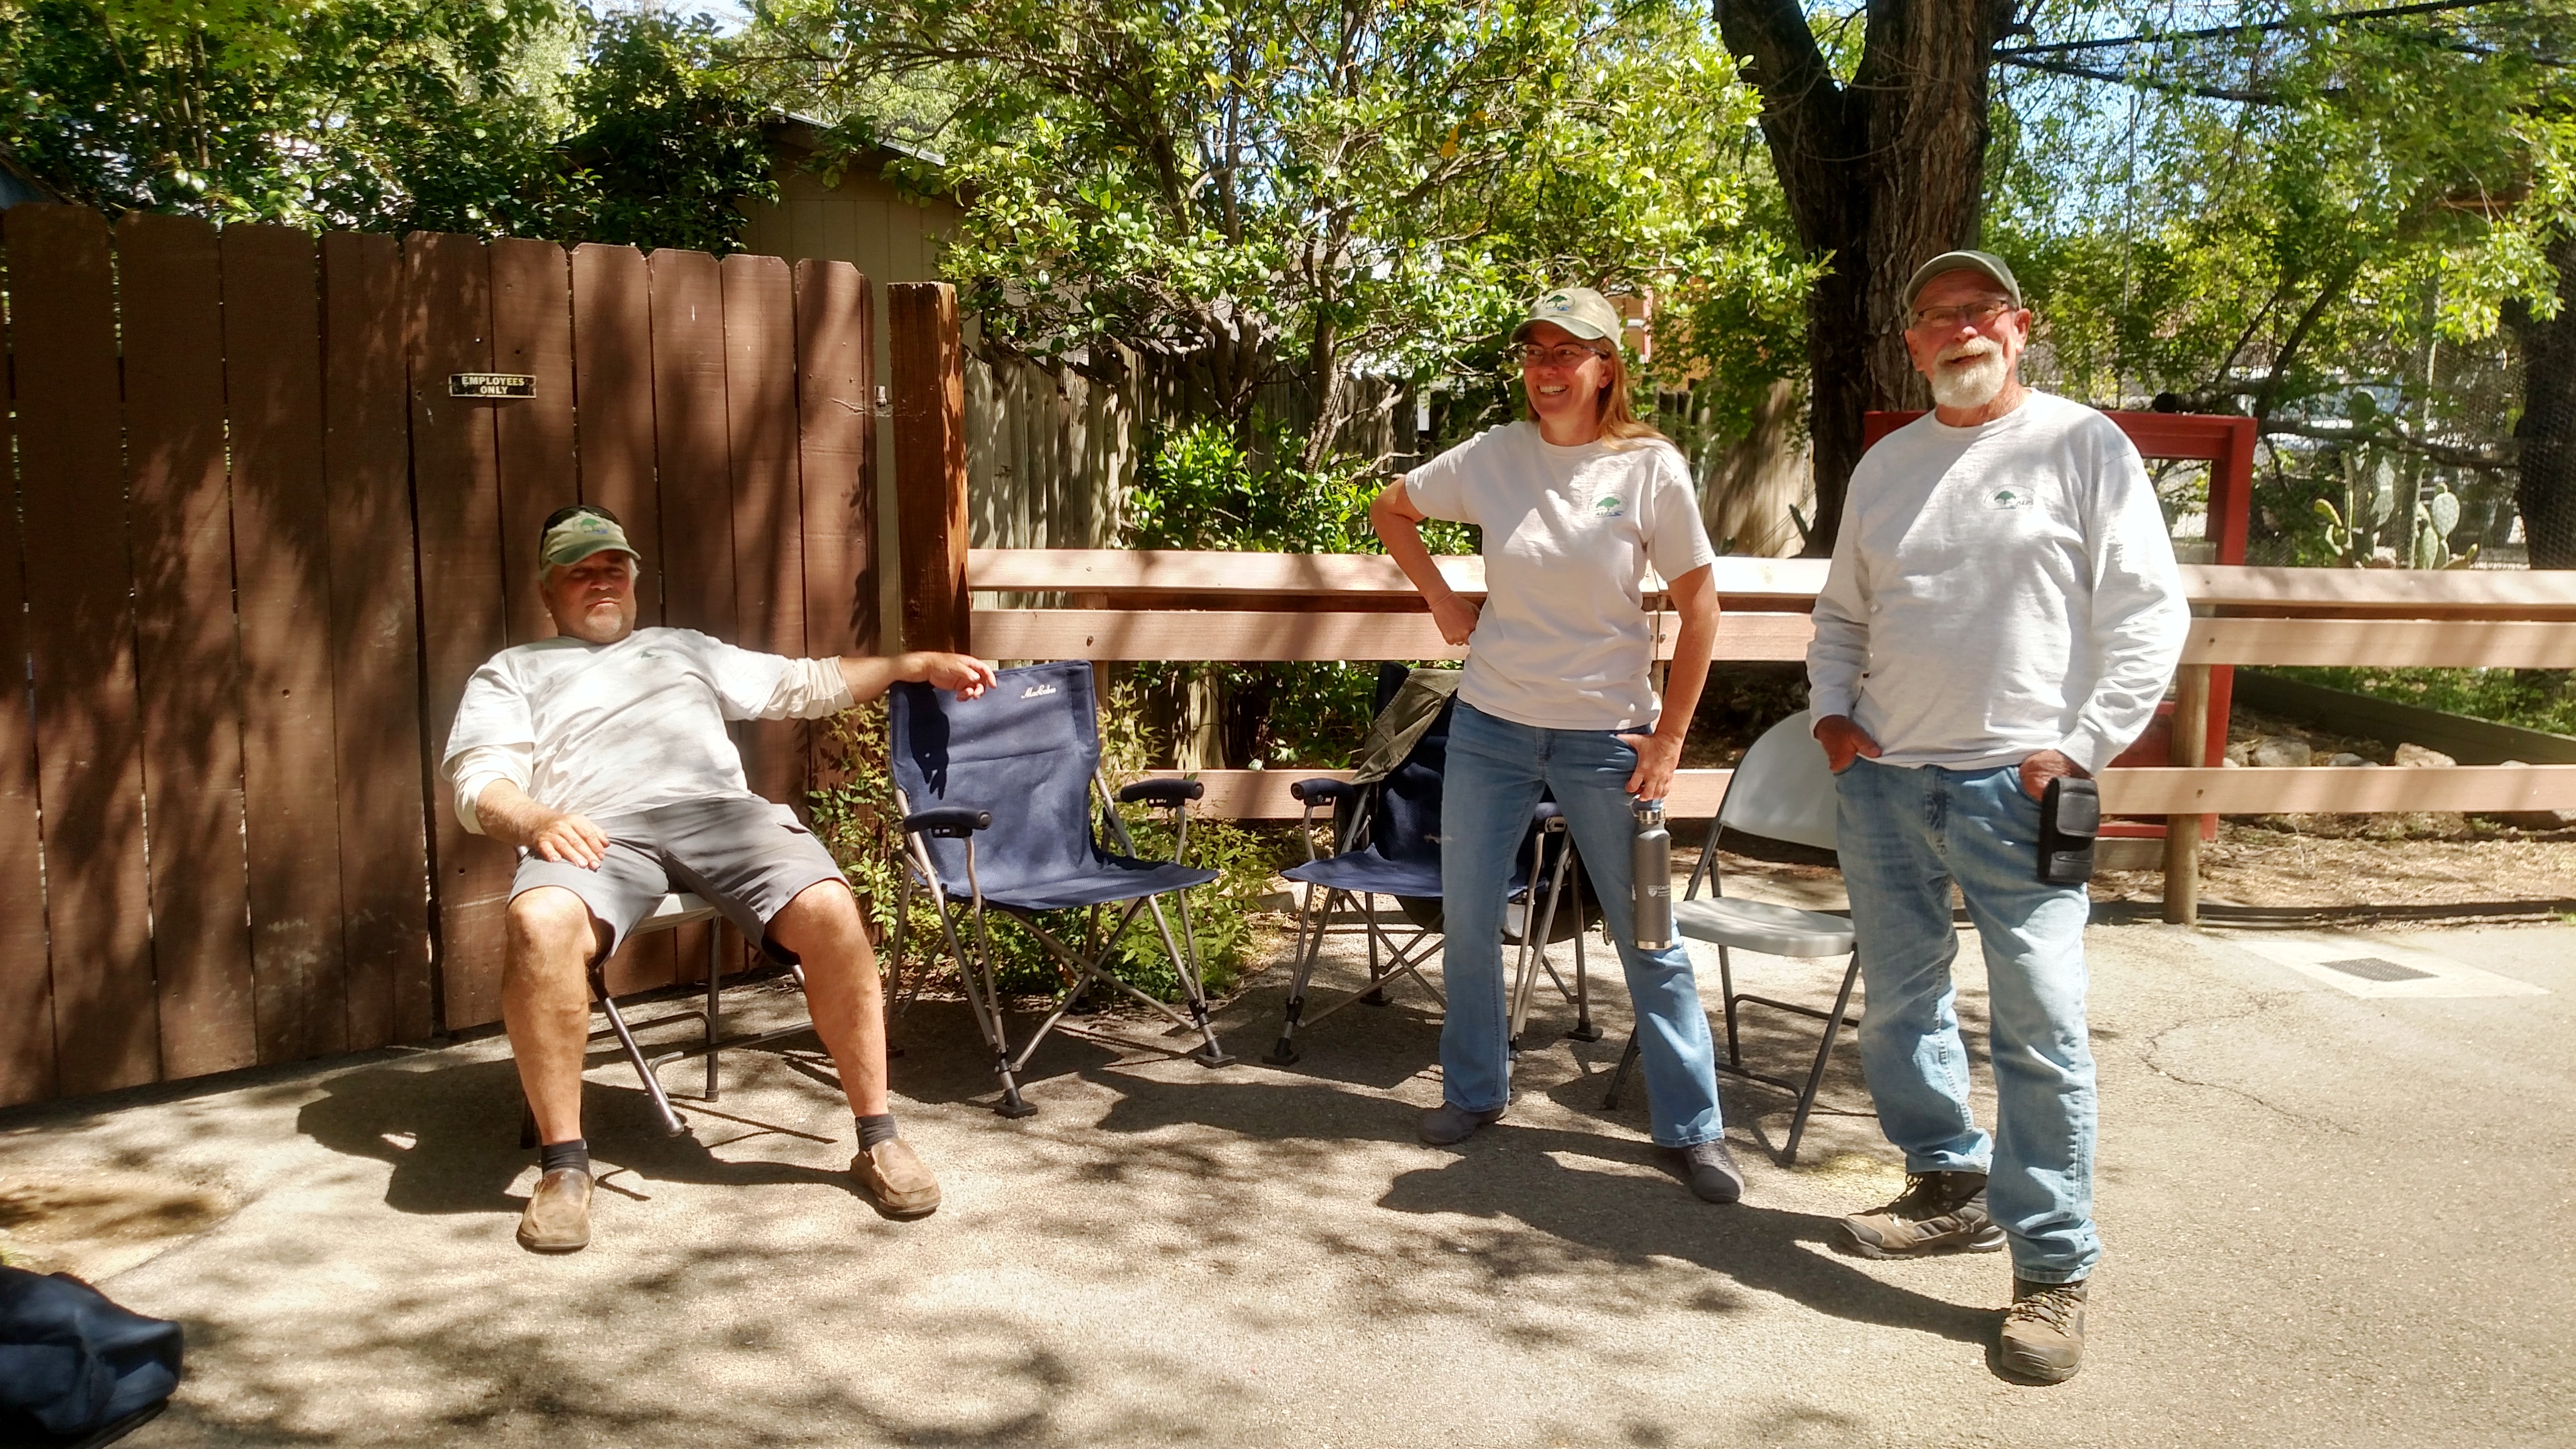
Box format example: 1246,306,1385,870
1836,1170,2005,1258
1417,1102,1506,1145
1678,1141,1744,1204
1998,1277,2089,1383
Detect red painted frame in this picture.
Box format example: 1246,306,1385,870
1861,410,2258,838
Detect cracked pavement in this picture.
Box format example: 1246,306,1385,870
0,899,2566,1448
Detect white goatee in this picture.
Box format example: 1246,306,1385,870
1929,340,2010,410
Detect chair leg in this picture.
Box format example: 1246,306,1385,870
1604,1029,1641,1109
1718,944,1744,1068
930,883,1034,1118
589,964,689,1137
1565,861,1600,1041
703,925,722,1103
1360,894,1389,1005
1780,951,1864,1167
1145,893,1233,1068
1266,884,1334,1066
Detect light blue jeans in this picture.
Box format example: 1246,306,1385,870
1437,701,1725,1148
1831,755,2099,1284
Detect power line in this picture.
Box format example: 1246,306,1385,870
1996,0,2527,58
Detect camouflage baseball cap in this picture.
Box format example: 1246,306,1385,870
538,505,639,570
1512,286,1624,346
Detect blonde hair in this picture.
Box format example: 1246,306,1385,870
1592,343,1670,447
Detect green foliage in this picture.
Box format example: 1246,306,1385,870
1120,419,1470,766
2276,667,2576,739
807,692,1296,1002
761,0,1807,465
0,0,774,247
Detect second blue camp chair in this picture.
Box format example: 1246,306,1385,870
886,659,1231,1117
1264,666,1596,1066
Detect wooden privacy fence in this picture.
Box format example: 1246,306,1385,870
0,203,900,1109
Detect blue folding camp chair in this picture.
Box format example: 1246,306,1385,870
1264,667,1597,1066
886,659,1231,1117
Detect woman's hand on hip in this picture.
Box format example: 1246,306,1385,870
1617,730,1683,801
1428,592,1482,646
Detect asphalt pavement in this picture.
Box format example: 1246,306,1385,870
0,886,2566,1448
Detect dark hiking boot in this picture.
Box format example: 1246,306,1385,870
1998,1277,2089,1383
516,1167,593,1253
1835,1170,2005,1259
1678,1141,1744,1204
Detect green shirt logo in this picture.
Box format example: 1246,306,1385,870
1594,495,1625,519
1989,487,2032,510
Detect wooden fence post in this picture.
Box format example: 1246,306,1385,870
889,282,969,654
2163,663,2212,925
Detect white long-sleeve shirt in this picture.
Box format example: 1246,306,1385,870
444,630,854,832
1806,391,2189,775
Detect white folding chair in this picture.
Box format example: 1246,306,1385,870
1605,709,1861,1164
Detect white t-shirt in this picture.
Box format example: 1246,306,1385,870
1806,391,2189,774
1405,421,1717,731
442,627,849,824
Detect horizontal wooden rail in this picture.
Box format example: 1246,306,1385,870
974,609,1821,662
973,550,2576,621
1148,764,2576,822
978,609,2576,669
2183,618,2576,669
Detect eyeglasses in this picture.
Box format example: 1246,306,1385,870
1516,342,1609,368
1907,300,2017,333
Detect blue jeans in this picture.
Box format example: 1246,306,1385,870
1832,756,2099,1283
1437,701,1725,1148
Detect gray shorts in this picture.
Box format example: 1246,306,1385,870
510,796,847,962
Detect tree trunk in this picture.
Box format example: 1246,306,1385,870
1715,0,2008,554
2504,231,2576,570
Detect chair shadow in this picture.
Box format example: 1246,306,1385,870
294,1046,858,1219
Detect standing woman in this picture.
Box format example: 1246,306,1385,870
1371,287,1741,1203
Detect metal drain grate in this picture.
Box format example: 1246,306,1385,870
2319,957,2436,983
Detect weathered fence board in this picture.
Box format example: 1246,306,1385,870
321,230,434,1049
226,223,351,1065
8,205,159,1096
407,231,516,1031
0,219,60,1104
647,247,736,981
796,260,878,654
119,211,258,1080
891,283,969,652
491,238,582,647
571,244,664,621
723,253,806,810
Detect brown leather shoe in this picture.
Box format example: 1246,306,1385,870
852,1138,941,1219
1836,1170,2005,1259
516,1167,593,1252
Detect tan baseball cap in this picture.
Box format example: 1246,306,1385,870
538,506,640,570
1512,286,1624,346
1903,250,2024,310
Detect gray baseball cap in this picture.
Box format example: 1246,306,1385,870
1511,286,1624,346
1903,250,2024,310
539,506,640,570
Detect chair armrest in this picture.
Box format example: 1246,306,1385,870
1290,778,1355,804
1117,778,1204,807
902,806,992,838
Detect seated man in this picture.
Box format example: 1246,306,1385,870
443,504,995,1253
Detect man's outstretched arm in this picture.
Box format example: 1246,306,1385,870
835,651,997,704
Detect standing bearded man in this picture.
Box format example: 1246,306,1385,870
1807,251,2188,1382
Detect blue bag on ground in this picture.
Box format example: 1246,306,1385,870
0,1266,183,1440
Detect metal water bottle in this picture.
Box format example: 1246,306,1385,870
1632,800,1671,950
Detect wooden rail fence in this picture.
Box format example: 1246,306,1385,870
0,205,896,1108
